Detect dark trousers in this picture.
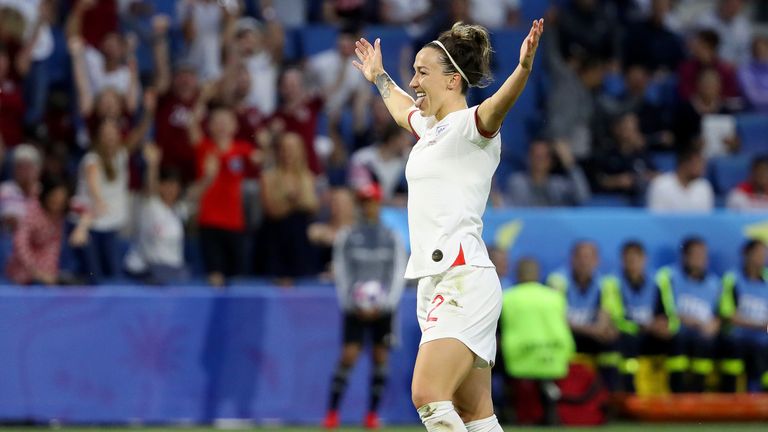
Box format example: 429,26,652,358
668,327,716,393
200,226,246,277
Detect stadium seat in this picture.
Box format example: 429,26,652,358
650,152,676,172
708,154,751,194
735,113,768,155
364,26,411,78
584,194,633,208
521,0,551,22
298,25,338,57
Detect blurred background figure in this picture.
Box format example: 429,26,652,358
647,146,714,212
720,240,768,393
656,237,722,393
124,144,187,285
548,241,620,389
324,183,406,430
506,140,591,207
726,155,768,211
500,257,574,426
6,177,89,285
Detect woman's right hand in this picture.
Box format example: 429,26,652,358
352,38,384,83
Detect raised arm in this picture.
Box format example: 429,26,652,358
476,19,544,134
352,38,415,130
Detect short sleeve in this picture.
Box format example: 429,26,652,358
407,108,427,139
460,106,499,147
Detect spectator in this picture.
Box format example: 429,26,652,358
501,257,573,426
468,0,520,29
697,0,752,66
548,241,620,389
6,177,90,285
0,0,54,132
73,0,118,48
191,106,260,287
267,67,324,175
153,15,201,183
554,0,621,63
124,144,187,285
260,132,320,285
601,241,668,393
675,67,739,155
488,245,512,289
623,0,686,76
544,22,606,159
71,118,138,281
726,155,768,211
307,24,371,133
506,140,591,207
67,1,140,111
308,187,357,276
348,123,410,205
230,16,283,117
323,182,406,430
593,112,658,203
647,146,714,212
0,144,42,231
720,239,768,392
656,237,722,392
259,0,306,28
322,0,372,24
177,0,238,83
738,35,768,112
0,42,26,148
353,98,399,152
678,29,741,104
379,0,431,38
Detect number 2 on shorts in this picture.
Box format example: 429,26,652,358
426,294,445,322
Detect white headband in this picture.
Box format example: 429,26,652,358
431,40,470,86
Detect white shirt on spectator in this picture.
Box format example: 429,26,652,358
0,0,53,61
245,52,277,116
697,10,752,65
469,0,520,29
75,150,129,231
308,49,367,114
0,181,29,221
349,145,406,201
84,46,132,96
647,172,714,212
177,0,223,81
271,0,306,27
726,184,768,212
125,196,184,272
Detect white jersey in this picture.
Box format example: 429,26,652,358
404,105,500,279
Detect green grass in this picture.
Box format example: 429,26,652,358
2,425,767,432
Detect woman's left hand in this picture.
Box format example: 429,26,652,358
69,228,89,247
519,19,544,70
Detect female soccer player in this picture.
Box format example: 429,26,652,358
352,19,544,432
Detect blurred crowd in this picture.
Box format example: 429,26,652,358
0,0,766,287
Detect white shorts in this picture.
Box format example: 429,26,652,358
416,265,502,369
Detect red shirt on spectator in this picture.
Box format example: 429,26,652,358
268,97,323,174
156,92,197,183
0,78,25,147
77,0,118,48
678,59,742,100
6,200,63,284
196,138,253,232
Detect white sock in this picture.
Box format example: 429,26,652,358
418,401,467,432
466,414,503,432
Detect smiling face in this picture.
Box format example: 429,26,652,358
409,47,462,118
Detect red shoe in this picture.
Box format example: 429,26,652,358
364,411,380,429
323,410,340,429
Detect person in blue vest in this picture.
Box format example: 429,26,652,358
720,239,768,392
548,241,620,388
656,236,723,393
601,240,669,393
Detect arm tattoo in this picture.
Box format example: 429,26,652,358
375,72,393,99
